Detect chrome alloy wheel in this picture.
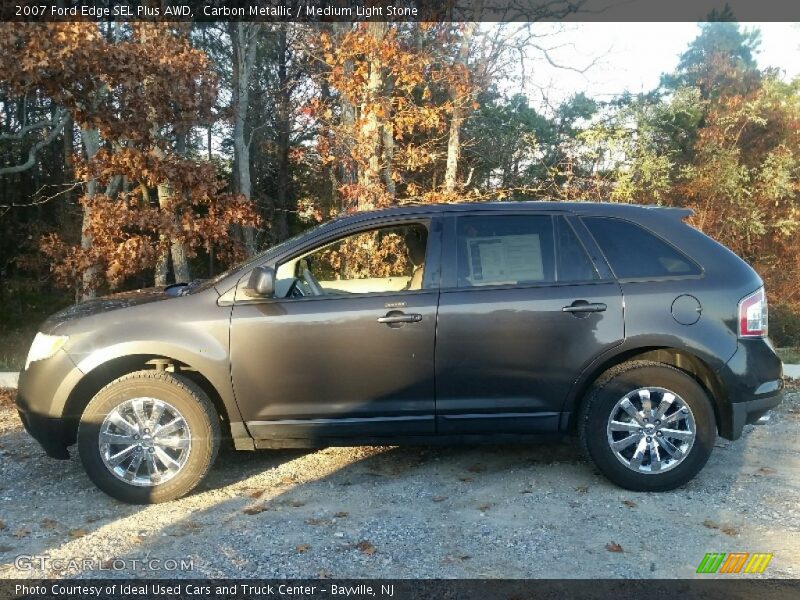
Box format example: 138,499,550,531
99,398,192,487
606,387,696,474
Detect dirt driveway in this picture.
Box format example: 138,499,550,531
1,386,798,579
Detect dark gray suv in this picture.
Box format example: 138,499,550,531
16,202,784,503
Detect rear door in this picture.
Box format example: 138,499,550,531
435,211,624,434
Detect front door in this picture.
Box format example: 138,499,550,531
230,218,441,440
435,212,624,434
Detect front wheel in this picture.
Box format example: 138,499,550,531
579,361,716,492
78,370,220,504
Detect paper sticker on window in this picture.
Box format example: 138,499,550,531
467,234,543,284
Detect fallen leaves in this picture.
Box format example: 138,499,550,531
432,495,448,503
605,542,624,553
68,528,88,539
0,520,5,530
12,527,30,539
702,520,739,536
334,511,348,518
243,504,268,515
442,554,471,564
0,389,15,406
575,485,589,493
622,500,637,509
41,518,58,529
296,543,310,553
356,540,376,555
181,521,203,532
755,467,777,476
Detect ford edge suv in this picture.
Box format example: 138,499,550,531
15,201,784,503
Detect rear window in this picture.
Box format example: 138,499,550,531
582,217,701,279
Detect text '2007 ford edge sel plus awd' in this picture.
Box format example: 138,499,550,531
16,201,783,503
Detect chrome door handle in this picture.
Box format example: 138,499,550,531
377,313,422,324
562,302,607,313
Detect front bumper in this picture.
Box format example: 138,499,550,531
17,409,71,459
716,338,784,440
15,348,84,459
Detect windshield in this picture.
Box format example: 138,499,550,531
189,221,330,294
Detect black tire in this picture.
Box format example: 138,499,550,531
78,370,220,504
578,360,716,492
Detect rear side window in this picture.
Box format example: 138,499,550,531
583,217,701,279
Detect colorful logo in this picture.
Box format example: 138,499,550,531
696,553,773,574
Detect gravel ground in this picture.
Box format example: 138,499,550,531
0,386,798,580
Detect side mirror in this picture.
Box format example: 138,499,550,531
248,266,275,297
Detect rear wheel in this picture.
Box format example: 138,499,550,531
78,370,220,504
578,361,716,491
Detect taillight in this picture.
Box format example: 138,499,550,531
738,287,768,338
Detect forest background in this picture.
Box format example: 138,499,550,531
1,13,799,369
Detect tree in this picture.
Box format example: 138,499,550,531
665,14,761,99
0,23,258,298
229,22,261,255
313,23,455,211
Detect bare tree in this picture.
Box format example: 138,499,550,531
230,22,261,255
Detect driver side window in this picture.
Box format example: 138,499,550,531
275,223,429,298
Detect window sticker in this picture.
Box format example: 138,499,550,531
467,234,543,284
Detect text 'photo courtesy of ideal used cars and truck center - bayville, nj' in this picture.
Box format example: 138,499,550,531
0,0,799,598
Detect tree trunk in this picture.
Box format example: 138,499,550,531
274,26,291,242
230,22,260,255
171,134,191,283
153,181,190,285
357,22,387,210
444,22,476,194
318,78,338,215
79,127,100,301
333,23,357,212
381,77,396,201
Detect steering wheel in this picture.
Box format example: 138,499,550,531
302,268,325,296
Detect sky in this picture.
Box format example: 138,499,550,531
503,22,800,111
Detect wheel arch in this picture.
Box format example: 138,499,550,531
62,354,235,446
566,346,729,436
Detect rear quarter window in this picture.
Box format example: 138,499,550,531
582,216,701,279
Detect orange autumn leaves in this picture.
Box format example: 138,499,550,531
311,24,475,211
0,23,258,291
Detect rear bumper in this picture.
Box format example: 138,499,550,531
716,338,784,440
729,393,783,439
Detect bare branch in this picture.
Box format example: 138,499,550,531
0,180,83,209
0,115,61,141
0,109,70,176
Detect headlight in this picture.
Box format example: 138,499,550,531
25,333,69,370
